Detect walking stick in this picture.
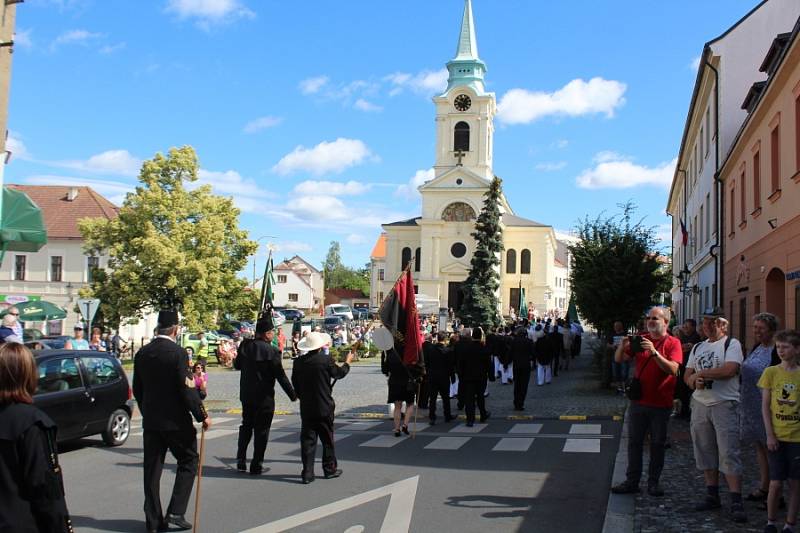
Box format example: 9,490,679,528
413,381,421,439
192,426,206,533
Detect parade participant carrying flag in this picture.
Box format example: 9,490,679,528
518,282,527,322
257,249,276,334
379,265,423,367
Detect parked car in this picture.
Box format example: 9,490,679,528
37,335,71,350
275,308,304,321
325,304,353,321
217,320,253,338
272,310,286,327
33,350,134,446
180,331,227,361
352,308,369,320
323,316,345,334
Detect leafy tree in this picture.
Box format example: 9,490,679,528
458,176,504,328
322,241,369,296
79,146,258,330
568,202,665,334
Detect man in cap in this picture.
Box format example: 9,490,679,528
456,327,494,427
133,309,211,533
234,314,296,475
64,323,89,350
291,331,354,484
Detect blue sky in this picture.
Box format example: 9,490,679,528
6,0,763,273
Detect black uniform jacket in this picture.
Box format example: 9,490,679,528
291,350,350,419
381,349,410,386
423,342,454,382
487,333,512,366
455,339,493,381
234,339,296,406
133,337,207,431
535,334,553,365
0,403,72,533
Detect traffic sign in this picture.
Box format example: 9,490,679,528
77,298,101,324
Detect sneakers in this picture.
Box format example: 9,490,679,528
694,495,721,512
730,502,747,523
610,480,640,494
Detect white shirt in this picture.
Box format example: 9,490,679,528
687,335,744,406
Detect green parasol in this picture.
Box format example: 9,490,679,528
1,300,67,321
0,187,47,263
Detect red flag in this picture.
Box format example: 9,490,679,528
680,218,688,247
379,268,423,366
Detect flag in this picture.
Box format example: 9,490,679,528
379,267,423,366
258,250,276,330
518,283,527,319
680,218,688,247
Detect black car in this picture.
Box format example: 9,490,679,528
276,308,305,321
33,350,134,446
323,316,345,333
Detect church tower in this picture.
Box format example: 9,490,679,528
432,0,496,181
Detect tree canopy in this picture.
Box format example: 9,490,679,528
79,146,258,330
322,240,369,295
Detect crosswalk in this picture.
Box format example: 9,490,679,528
127,416,613,454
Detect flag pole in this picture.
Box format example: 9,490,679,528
192,427,206,533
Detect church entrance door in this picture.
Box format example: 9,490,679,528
448,282,464,312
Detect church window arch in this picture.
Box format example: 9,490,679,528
441,202,476,222
506,249,517,274
401,247,412,270
454,121,470,152
521,249,531,274
414,248,421,272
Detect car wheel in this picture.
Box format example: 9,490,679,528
102,408,130,446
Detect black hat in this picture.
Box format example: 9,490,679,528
157,310,180,329
256,311,274,334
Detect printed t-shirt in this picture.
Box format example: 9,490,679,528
624,333,683,409
686,336,744,406
758,365,800,442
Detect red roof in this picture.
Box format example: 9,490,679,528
8,185,118,239
370,233,386,259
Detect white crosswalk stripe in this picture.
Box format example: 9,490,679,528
569,424,601,435
449,423,487,433
509,423,543,434
425,436,471,450
360,435,405,448
563,438,601,453
339,420,383,431
492,437,535,452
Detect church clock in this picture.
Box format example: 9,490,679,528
454,94,472,112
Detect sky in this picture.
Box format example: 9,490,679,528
5,0,766,274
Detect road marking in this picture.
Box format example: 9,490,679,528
570,424,602,435
334,432,352,442
563,438,601,453
449,423,487,433
339,421,383,431
204,429,239,441
360,435,405,448
492,437,535,452
425,436,470,450
509,423,543,434
560,415,588,421
240,476,419,533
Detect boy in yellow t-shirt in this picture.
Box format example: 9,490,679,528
758,329,800,533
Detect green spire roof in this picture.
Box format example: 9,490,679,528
445,0,487,95
455,0,479,60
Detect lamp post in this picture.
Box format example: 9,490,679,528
252,235,277,287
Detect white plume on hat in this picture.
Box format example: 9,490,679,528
297,331,332,352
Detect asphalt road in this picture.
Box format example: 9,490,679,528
60,414,620,533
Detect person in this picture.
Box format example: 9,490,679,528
291,331,354,484
234,316,296,475
674,319,703,417
456,327,493,427
291,331,301,358
5,306,23,342
64,324,89,350
758,329,800,533
382,347,416,436
571,320,584,358
111,330,128,359
88,328,106,351
0,313,22,344
196,331,209,368
510,327,534,410
0,343,73,532
684,308,747,523
277,327,286,355
607,321,628,392
185,346,195,367
611,305,682,497
741,312,780,506
132,309,211,533
549,323,564,377
192,362,207,400
489,328,512,384
425,331,455,425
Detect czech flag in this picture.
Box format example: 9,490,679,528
680,218,688,247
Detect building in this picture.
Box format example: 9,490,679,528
369,233,387,309
272,255,323,312
667,0,800,324
0,1,17,169
324,288,369,310
371,0,565,319
721,15,800,346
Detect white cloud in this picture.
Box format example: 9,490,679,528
242,115,282,134
299,76,329,95
6,132,31,161
293,180,370,196
24,175,134,205
165,0,254,26
99,42,126,55
354,98,383,113
272,138,375,176
284,195,349,222
395,168,434,199
690,56,701,71
51,29,103,49
497,77,627,125
195,168,274,213
14,28,33,50
655,223,672,245
535,161,567,172
274,241,312,254
593,150,629,164
576,152,677,189
56,149,142,177
346,233,366,245
385,68,448,96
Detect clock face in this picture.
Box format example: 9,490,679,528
454,94,472,112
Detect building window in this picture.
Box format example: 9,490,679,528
450,242,467,259
288,293,298,302
771,125,780,193
401,247,412,270
51,256,63,282
454,121,470,152
87,256,100,282
520,249,531,274
506,249,516,274
378,291,384,304
414,247,421,272
277,274,287,283
441,202,476,222
14,255,25,281
754,150,761,209
378,268,385,281
740,170,746,223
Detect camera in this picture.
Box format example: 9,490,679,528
629,335,643,353
704,379,714,390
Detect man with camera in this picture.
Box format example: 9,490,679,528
611,306,682,497
683,308,747,523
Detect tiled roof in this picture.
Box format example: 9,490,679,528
371,233,386,259
8,185,118,239
385,217,421,227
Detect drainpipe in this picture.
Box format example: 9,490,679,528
677,168,688,322
705,59,722,310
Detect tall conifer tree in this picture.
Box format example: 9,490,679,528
458,176,504,328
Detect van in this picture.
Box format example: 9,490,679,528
325,304,353,321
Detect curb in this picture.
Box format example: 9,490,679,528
602,404,634,533
216,408,624,421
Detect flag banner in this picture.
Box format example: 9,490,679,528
680,218,688,247
259,250,275,325
378,267,423,367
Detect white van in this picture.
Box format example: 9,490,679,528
325,304,353,321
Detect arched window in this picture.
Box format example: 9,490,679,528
401,247,412,270
454,121,470,152
441,202,477,222
414,247,421,272
506,249,516,274
521,249,531,274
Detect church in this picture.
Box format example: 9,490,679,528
369,0,571,318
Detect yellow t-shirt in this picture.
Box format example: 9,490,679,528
758,365,800,442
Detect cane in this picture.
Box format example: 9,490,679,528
413,381,421,439
192,426,206,533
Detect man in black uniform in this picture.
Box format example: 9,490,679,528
133,310,211,533
291,332,354,484
509,327,534,410
234,315,296,475
425,331,455,425
456,327,494,427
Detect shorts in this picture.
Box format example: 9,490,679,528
689,398,742,475
768,441,800,481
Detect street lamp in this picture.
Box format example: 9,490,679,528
252,235,277,286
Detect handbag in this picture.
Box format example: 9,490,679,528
625,353,655,401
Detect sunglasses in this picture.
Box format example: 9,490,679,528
8,313,19,316
646,317,661,320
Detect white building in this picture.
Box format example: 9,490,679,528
272,255,324,312
667,0,800,323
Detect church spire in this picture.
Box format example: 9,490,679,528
445,0,487,95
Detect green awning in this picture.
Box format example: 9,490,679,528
1,186,47,253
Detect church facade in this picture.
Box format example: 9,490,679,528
370,0,570,318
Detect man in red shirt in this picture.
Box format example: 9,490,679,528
611,306,683,497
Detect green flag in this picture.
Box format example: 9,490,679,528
259,250,275,313
519,286,527,319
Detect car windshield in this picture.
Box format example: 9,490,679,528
324,317,342,324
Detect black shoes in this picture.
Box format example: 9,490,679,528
465,421,474,427
236,460,247,473
694,495,721,511
301,476,315,484
164,514,192,531
647,483,664,497
429,419,436,426
730,501,748,523
401,425,410,436
610,480,640,494
514,406,525,411
394,429,401,437
480,412,491,423
250,464,266,476
324,469,343,479
444,415,457,422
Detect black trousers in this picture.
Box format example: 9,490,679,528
143,429,198,529
461,379,487,423
237,402,275,467
626,403,670,484
300,415,337,478
572,336,582,358
428,377,452,420
513,362,531,408
553,350,560,376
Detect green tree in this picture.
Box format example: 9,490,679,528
568,202,665,334
79,146,257,330
458,176,504,328
322,241,369,296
